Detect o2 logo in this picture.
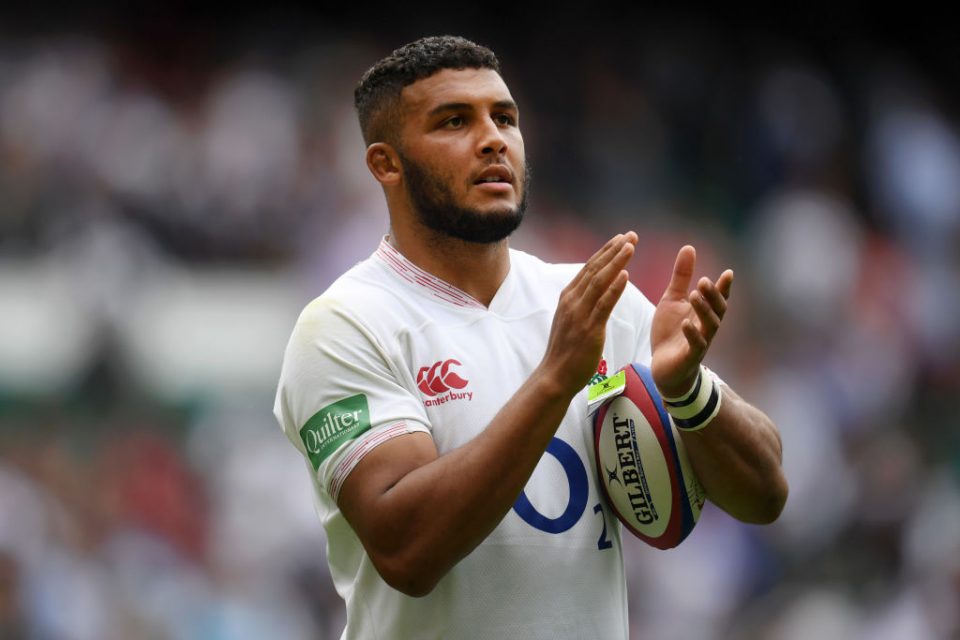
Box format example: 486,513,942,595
512,437,612,550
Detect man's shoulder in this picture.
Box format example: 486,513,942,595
296,257,398,330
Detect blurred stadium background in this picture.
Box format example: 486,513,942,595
0,4,958,639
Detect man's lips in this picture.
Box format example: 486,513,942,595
472,165,515,194
473,165,514,185
474,181,514,194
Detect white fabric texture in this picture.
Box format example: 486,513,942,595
274,238,656,640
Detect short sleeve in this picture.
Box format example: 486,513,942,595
273,297,431,501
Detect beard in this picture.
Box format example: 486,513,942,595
398,151,529,244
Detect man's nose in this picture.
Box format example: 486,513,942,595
476,118,508,157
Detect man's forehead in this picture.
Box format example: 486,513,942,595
400,68,514,113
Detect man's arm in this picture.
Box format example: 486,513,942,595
651,245,788,524
337,232,638,597
676,384,785,523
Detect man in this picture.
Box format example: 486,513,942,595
274,36,787,639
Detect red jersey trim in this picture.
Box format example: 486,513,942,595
375,238,486,309
329,421,427,500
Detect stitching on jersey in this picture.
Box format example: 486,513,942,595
329,421,415,499
375,239,486,309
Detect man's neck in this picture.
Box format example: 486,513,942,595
388,225,510,308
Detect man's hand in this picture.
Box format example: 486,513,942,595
651,245,733,398
538,231,637,397
649,245,787,524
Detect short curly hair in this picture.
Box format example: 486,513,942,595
354,35,501,146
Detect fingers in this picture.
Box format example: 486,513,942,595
545,233,637,395
696,272,729,315
662,245,696,302
689,287,721,342
568,231,637,293
653,249,735,392
716,269,734,299
688,269,734,344
567,234,621,290
593,269,630,321
681,318,707,357
582,240,634,307
555,230,637,345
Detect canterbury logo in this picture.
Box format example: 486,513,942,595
417,359,469,396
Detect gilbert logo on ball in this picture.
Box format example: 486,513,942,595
593,363,705,549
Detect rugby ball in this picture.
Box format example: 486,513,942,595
593,363,706,549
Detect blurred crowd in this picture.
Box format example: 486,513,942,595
1,18,958,640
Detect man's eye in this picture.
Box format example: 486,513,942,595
495,114,516,126
444,116,465,128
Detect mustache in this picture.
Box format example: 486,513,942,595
467,161,531,189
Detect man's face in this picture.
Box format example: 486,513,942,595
395,68,528,243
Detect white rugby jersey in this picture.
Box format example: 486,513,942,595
274,237,656,640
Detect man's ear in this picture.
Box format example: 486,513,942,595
366,143,402,186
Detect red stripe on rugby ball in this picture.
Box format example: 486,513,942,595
593,363,699,549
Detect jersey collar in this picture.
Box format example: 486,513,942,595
374,237,487,310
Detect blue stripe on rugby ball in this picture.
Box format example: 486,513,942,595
632,364,697,540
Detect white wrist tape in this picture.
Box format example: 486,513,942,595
661,365,722,432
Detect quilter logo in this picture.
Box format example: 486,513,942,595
417,359,473,407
